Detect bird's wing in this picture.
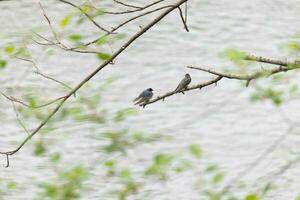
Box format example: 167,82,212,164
134,96,152,105
175,78,186,91
133,91,145,102
134,97,146,105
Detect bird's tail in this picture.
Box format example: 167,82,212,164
133,96,140,102
174,85,181,92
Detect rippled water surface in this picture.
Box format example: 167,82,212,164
1,0,300,199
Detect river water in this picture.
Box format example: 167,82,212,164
1,0,300,199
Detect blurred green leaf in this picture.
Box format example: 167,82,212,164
4,45,15,54
155,154,173,165
219,48,247,61
103,160,116,168
113,108,138,122
117,181,138,200
7,182,17,189
96,36,109,46
245,194,260,200
15,47,32,59
145,153,174,180
120,168,131,180
47,48,55,56
68,34,83,42
34,141,46,156
251,87,284,106
212,172,224,184
50,153,61,163
289,84,298,95
188,144,202,158
287,41,300,51
175,159,193,173
0,60,7,69
97,52,112,61
60,15,73,28
206,164,218,173
96,34,126,46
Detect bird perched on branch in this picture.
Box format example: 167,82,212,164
174,73,191,94
133,88,154,106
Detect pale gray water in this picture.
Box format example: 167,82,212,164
1,0,300,199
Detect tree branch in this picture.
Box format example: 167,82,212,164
187,55,297,86
0,0,189,165
141,76,222,107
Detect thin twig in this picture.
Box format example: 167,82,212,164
104,0,165,15
113,0,142,9
11,101,30,135
4,154,9,168
0,91,67,109
57,0,111,33
178,6,189,32
14,56,73,91
70,5,173,50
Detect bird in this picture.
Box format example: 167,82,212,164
133,88,154,106
174,73,191,94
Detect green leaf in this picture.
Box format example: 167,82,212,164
296,195,300,200
15,47,32,59
68,34,83,42
60,15,73,28
96,36,109,46
245,194,260,200
34,141,46,156
175,159,193,173
113,108,138,122
212,172,224,184
80,4,91,13
4,45,15,54
50,152,61,163
287,41,300,51
289,84,298,95
104,160,116,168
154,154,173,165
188,144,202,158
114,33,127,40
0,60,7,69
219,48,247,61
47,48,55,56
7,182,17,189
97,52,112,61
206,164,218,173
120,168,131,179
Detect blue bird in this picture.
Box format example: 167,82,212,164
174,73,191,94
133,88,154,106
